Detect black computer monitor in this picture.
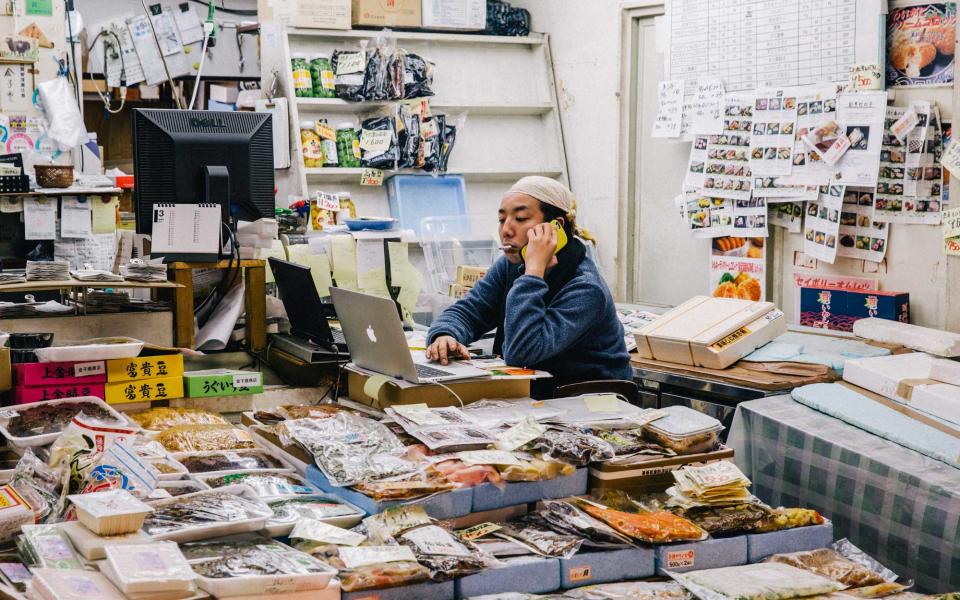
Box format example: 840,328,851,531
132,109,274,235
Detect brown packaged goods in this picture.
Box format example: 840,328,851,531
129,407,228,430
157,425,257,453
767,548,888,587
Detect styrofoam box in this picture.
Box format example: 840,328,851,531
911,383,960,427
842,352,939,403
853,318,960,357
225,579,340,600
471,469,588,512
746,521,835,563
930,359,960,386
305,465,472,519
655,535,748,575
341,579,454,600
455,556,560,598
559,547,655,589
0,396,133,451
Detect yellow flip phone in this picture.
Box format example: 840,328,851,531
521,220,568,260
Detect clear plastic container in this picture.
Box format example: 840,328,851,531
101,542,197,595
642,405,724,455
67,489,154,536
143,486,273,543
30,568,126,600
262,494,365,537
418,213,502,295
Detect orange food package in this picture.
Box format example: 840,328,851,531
577,501,707,543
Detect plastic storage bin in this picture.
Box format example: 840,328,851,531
419,213,502,295
387,175,467,235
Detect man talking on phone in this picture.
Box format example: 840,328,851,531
425,176,632,398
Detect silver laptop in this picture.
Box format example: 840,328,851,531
330,288,491,384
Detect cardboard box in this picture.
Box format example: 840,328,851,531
258,0,351,29
448,283,471,299
655,536,748,575
105,375,184,404
455,265,487,287
209,84,239,104
455,556,560,598
588,447,735,495
14,361,106,387
347,367,529,408
14,383,106,404
471,469,587,512
634,297,784,369
341,580,453,600
421,0,486,31
352,0,421,28
184,369,264,398
800,287,909,332
106,355,183,383
559,548,655,588
746,521,834,563
305,464,473,519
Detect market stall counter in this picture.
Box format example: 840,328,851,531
728,395,960,592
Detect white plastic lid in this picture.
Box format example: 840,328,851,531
68,489,153,519
645,405,723,438
300,120,317,130
31,569,126,600
104,542,196,588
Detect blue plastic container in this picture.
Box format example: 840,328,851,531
345,217,397,231
471,468,588,512
559,547,655,588
746,521,834,562
387,175,468,235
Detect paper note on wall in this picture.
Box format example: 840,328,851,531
288,243,334,297
652,80,684,138
60,196,92,238
388,241,423,315
356,238,386,290
943,207,960,256
23,198,55,239
91,196,118,234
331,235,358,290
360,268,390,298
55,233,117,271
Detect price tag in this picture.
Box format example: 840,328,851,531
568,566,592,582
360,129,392,153
360,168,384,186
74,361,105,377
335,52,365,75
457,522,501,541
315,122,336,140
232,372,261,388
666,549,695,569
315,192,340,211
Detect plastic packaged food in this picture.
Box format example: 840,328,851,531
0,485,36,543
60,520,152,560
147,456,189,481
335,123,362,168
300,121,324,168
530,429,616,466
359,115,399,169
668,563,845,600
175,450,290,475
18,524,84,570
157,424,256,453
332,48,366,101
755,507,825,532
265,495,364,536
310,54,335,98
495,519,583,559
306,543,430,592
68,489,153,535
403,53,435,99
280,404,352,421
534,500,633,548
100,542,196,595
30,568,126,600
202,471,318,498
398,524,495,581
433,458,503,487
291,53,313,98
594,428,675,457
143,488,273,542
0,397,126,447
561,581,691,600
681,503,773,534
7,450,59,524
280,414,415,487
831,538,899,583
575,500,707,543
498,456,575,482
767,548,889,587
150,479,210,500
642,406,724,455
129,407,228,431
352,477,456,500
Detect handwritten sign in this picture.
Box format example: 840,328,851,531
652,80,684,138
942,140,960,180
848,63,883,90
943,207,960,256
360,168,384,186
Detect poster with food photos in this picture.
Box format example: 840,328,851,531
886,3,956,88
709,237,765,302
733,197,769,237
684,135,709,188
874,104,943,224
901,101,931,198
834,91,887,187
838,187,889,262
776,85,842,187
769,201,804,233
703,92,754,200
804,184,845,263
749,89,799,177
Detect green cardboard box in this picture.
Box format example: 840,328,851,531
183,369,263,398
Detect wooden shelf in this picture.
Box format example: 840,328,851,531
0,279,180,292
286,28,544,45
303,167,564,184
295,98,554,116
0,186,121,197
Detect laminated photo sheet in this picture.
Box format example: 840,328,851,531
775,84,841,187
833,91,887,187
733,197,769,237
684,134,709,188
803,184,845,263
678,77,725,141
703,91,754,200
901,101,931,198
749,88,799,176
838,187,889,262
685,191,766,238
874,105,943,224
769,201,804,233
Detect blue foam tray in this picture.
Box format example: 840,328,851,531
471,469,588,512
655,535,748,575
454,556,560,599
341,580,454,600
747,521,834,562
305,465,473,519
387,175,467,235
559,547,655,588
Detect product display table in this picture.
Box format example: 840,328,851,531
728,395,959,592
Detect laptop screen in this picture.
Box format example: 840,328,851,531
269,257,334,343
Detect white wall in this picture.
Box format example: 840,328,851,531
511,0,623,287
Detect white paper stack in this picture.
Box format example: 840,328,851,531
25,260,70,281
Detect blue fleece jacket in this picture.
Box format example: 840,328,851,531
428,255,633,394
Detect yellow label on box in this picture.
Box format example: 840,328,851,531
105,375,184,404
568,566,592,582
106,355,184,382
710,327,750,350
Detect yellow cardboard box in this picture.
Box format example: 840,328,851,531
352,0,421,28
106,355,184,383
456,265,487,287
105,375,184,405
347,366,529,408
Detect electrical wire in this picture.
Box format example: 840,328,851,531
188,0,257,16
85,30,127,114
432,381,465,407
188,30,211,110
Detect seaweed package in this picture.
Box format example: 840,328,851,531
403,53,435,99
333,42,367,102
437,113,465,174
386,45,406,100
396,103,421,168
359,115,400,170
361,40,388,101
420,114,444,173
494,519,583,559
679,503,772,535
397,523,497,581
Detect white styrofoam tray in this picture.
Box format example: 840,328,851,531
0,397,134,450
144,485,272,544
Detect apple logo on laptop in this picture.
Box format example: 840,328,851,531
366,325,377,343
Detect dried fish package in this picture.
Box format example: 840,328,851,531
530,428,615,466
398,524,495,581
534,500,634,547
494,519,583,559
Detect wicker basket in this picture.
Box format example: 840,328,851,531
34,164,74,188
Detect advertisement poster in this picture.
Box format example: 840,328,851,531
886,2,956,88
708,236,765,301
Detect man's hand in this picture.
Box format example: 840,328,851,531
425,335,471,365
524,222,559,278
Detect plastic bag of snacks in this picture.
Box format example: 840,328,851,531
129,407,228,431
572,498,707,544
397,523,497,581
157,424,256,453
359,114,400,170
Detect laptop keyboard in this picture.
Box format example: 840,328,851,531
415,363,454,379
